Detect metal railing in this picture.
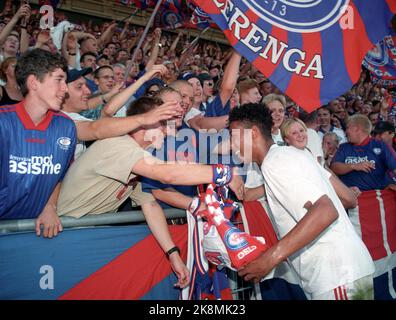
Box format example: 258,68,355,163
0,209,186,234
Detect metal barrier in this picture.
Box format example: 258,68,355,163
0,209,186,234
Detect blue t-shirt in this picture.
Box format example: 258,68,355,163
0,102,76,219
204,95,230,117
141,129,198,209
332,137,396,191
84,77,98,94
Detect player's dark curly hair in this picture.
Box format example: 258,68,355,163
15,49,68,97
228,103,273,140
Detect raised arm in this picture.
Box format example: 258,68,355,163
219,51,241,105
0,4,30,46
145,28,162,71
98,22,117,49
101,64,168,117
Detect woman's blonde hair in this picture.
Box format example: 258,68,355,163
280,117,307,141
262,93,286,109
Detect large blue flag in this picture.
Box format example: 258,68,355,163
192,0,396,111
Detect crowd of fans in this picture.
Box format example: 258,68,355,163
1,1,396,299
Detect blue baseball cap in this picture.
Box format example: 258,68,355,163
177,71,200,82
67,67,93,84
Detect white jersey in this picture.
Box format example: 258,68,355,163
261,145,374,297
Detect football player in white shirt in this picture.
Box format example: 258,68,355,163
229,103,375,300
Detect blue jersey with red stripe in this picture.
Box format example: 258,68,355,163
332,137,396,191
0,102,76,220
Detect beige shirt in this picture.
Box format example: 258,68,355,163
58,135,155,218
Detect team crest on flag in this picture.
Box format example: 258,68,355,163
363,33,396,88
192,0,396,111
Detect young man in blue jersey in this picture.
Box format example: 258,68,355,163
0,49,76,238
330,114,396,192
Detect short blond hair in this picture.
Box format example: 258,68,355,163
280,117,307,140
262,93,286,109
346,114,372,134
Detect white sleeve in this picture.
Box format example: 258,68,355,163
183,107,204,126
245,163,264,188
63,112,93,122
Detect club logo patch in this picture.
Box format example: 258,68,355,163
373,148,382,155
241,0,350,33
225,228,248,250
57,137,72,151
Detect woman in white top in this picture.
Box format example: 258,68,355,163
262,93,286,146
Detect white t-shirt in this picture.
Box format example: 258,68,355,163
306,128,324,164
184,107,204,127
318,126,347,144
62,111,92,159
272,131,285,146
261,145,374,297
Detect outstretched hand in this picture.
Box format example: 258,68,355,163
140,101,183,126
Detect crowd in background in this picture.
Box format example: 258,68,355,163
1,1,395,223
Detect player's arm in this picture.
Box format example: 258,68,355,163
35,183,63,239
243,186,265,201
329,174,357,209
239,194,339,282
141,200,189,288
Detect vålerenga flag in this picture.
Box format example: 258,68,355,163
192,0,396,112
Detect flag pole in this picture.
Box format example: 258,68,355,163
181,26,210,54
124,0,163,82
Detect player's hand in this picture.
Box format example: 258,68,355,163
350,186,362,197
138,101,183,127
352,161,375,173
238,248,278,283
169,252,190,288
229,170,244,200
35,205,63,238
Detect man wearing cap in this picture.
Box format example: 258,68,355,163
372,121,395,148
199,73,215,104
0,49,76,238
62,66,183,159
